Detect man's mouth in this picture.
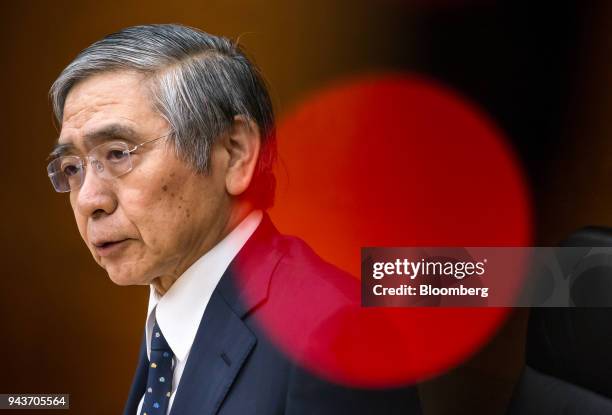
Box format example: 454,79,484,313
93,239,130,257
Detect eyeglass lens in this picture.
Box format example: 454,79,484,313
47,141,134,192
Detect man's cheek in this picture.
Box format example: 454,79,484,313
121,186,157,209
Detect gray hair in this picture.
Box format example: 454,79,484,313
50,23,276,208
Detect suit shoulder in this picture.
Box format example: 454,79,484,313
270,233,360,307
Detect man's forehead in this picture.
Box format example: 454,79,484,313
59,122,138,144
61,97,122,132
53,71,167,158
61,71,150,128
59,76,159,143
66,69,147,100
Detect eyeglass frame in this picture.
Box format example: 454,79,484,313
46,132,172,193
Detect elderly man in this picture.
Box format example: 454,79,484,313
46,24,420,415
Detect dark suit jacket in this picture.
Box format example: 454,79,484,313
123,214,421,415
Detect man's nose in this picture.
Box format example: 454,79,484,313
74,160,117,218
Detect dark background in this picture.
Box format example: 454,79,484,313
1,0,610,413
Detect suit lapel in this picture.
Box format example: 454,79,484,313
123,330,149,415
138,214,285,415
217,213,286,318
168,287,256,414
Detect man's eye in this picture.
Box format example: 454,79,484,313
62,163,80,177
107,149,129,162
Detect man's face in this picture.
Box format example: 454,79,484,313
59,70,231,286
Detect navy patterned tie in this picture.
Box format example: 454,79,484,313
140,318,174,415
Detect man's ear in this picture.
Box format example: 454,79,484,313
222,115,261,196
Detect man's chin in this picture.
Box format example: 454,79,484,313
108,274,140,286
104,265,149,286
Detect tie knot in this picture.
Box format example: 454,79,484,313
151,319,172,352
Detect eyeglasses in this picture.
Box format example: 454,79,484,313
47,134,170,193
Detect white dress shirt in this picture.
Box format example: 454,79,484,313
136,210,263,415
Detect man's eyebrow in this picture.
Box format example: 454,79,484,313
49,123,138,159
48,142,75,160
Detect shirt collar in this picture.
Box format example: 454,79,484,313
144,210,263,361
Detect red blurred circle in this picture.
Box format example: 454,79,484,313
260,73,532,387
